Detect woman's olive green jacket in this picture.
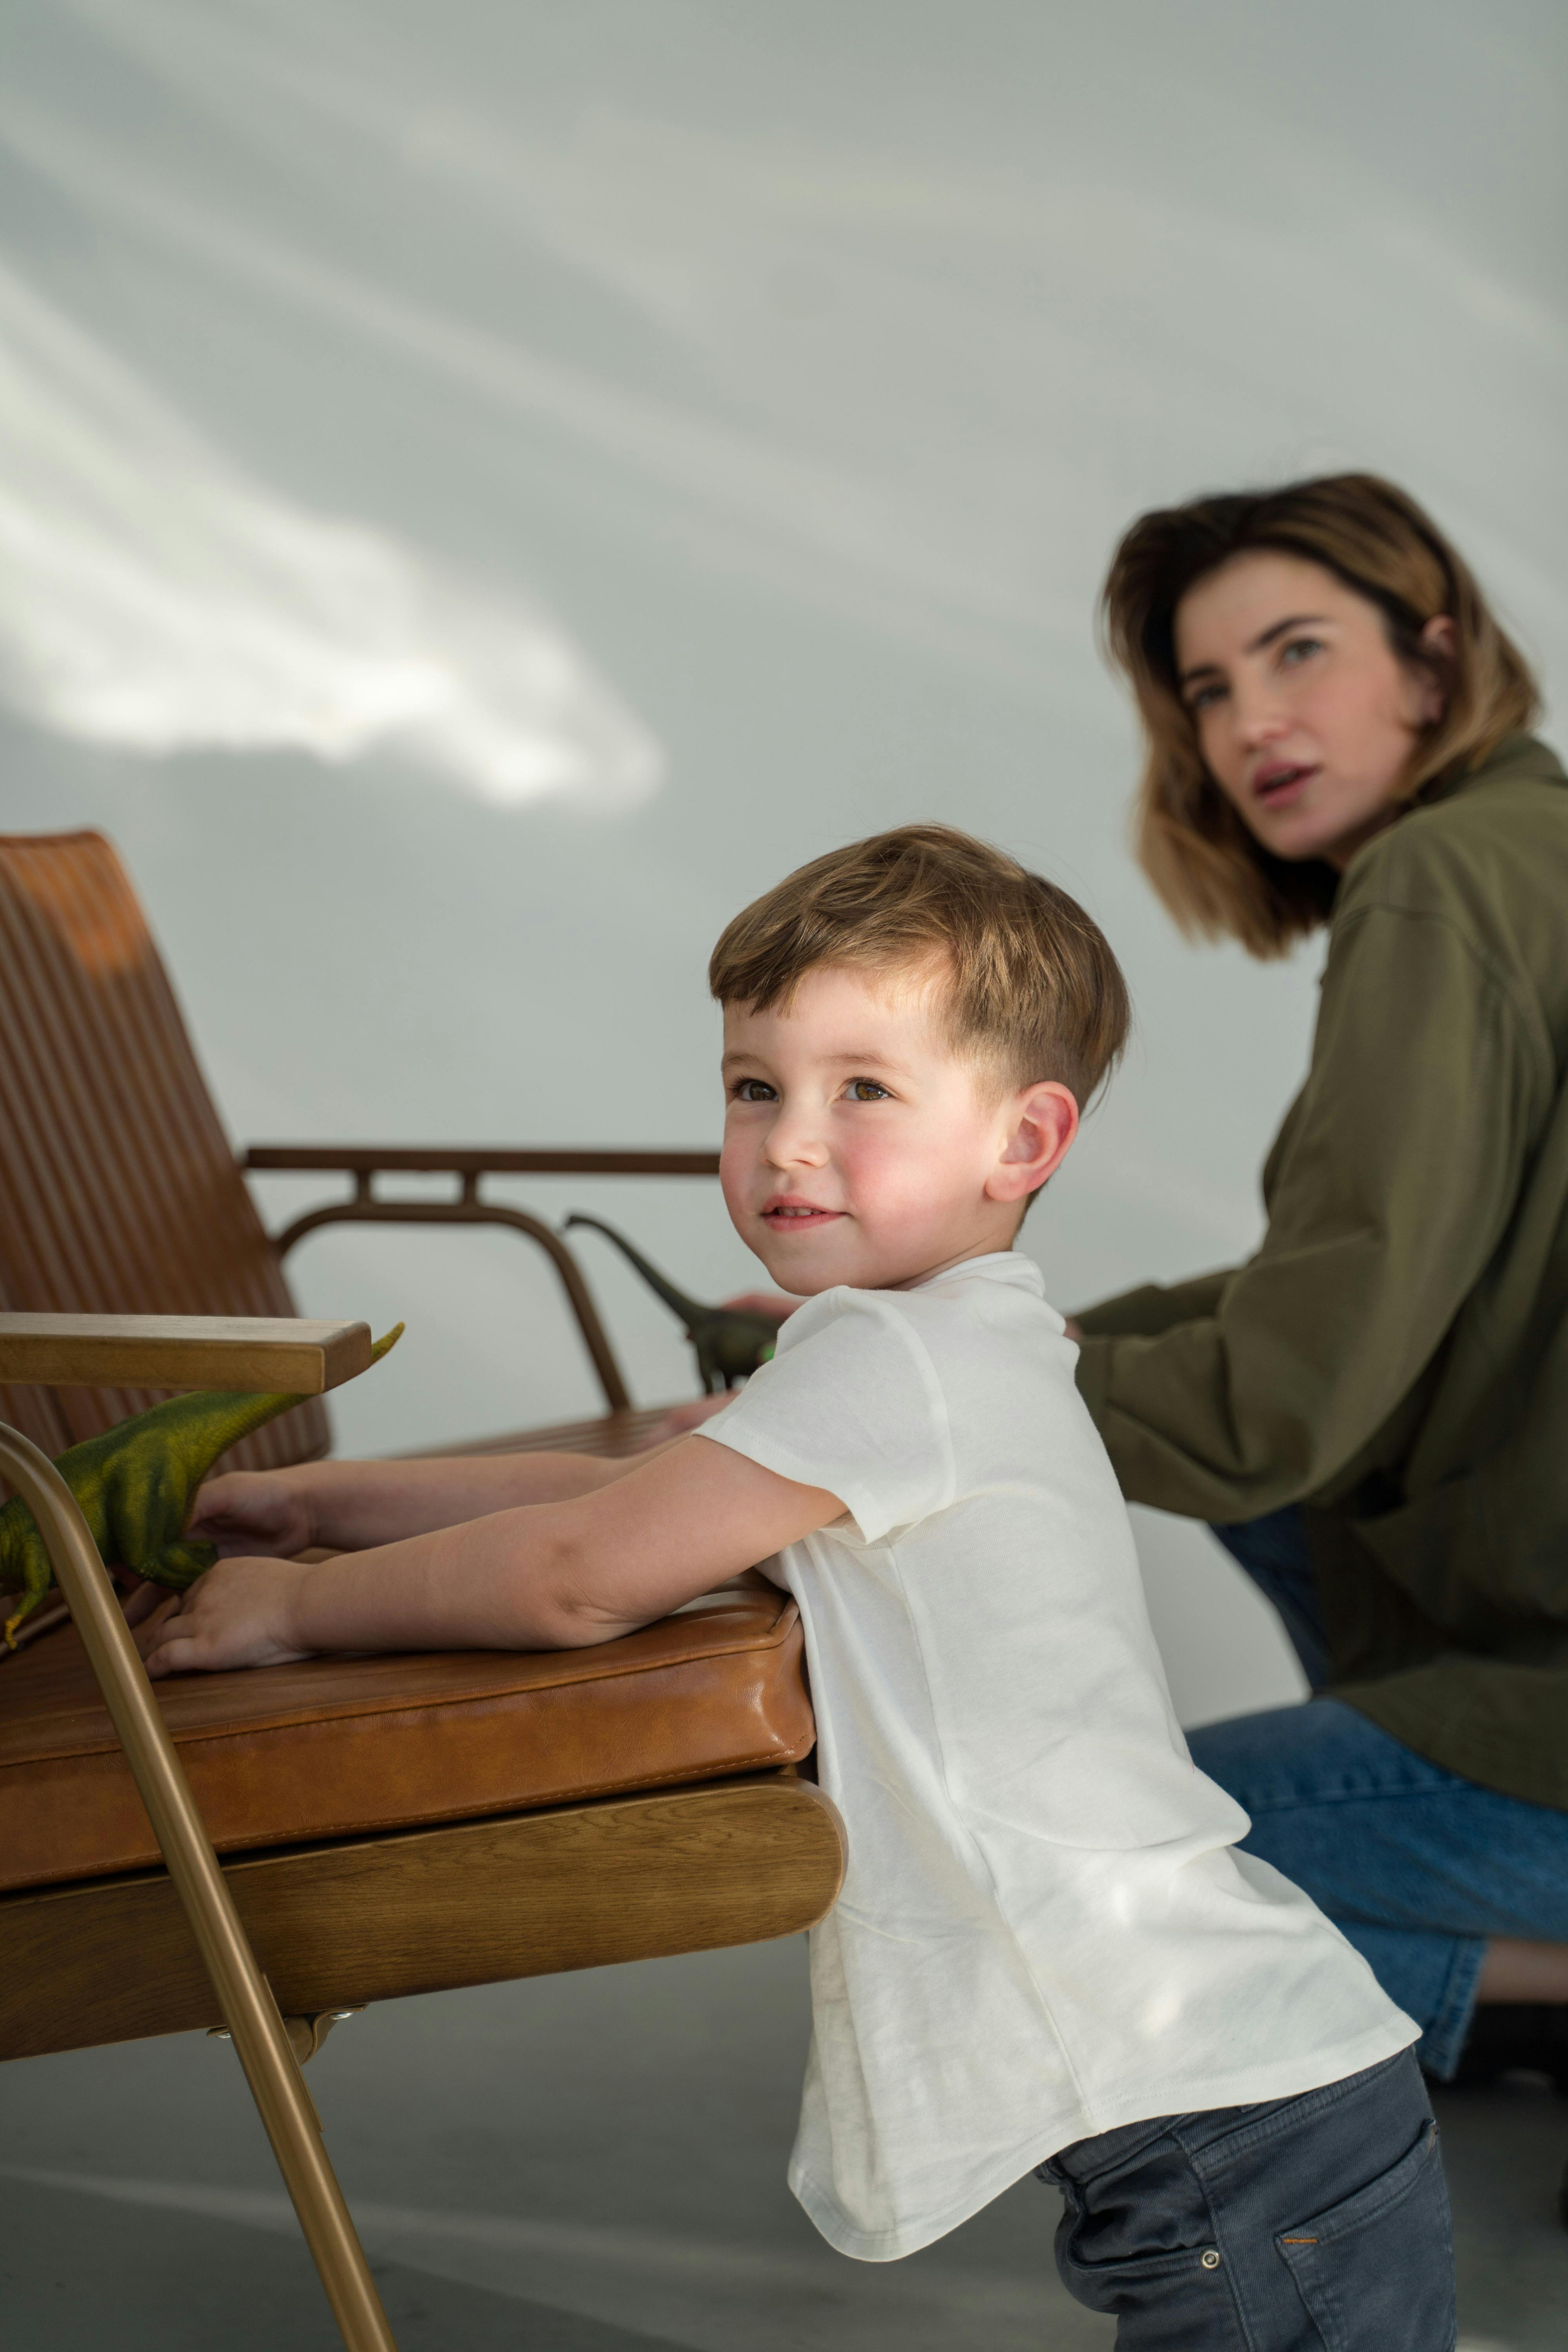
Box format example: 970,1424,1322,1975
1074,733,1568,1810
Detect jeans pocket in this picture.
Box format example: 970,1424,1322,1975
1056,2232,1244,2345
1276,2118,1455,2352
1054,2185,1240,2338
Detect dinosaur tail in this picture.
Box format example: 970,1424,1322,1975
223,1318,404,1430
0,1327,404,1621
69,1322,407,1488
563,1216,706,1329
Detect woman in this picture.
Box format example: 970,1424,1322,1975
1072,473,1568,2106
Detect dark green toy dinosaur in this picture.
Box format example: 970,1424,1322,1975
563,1216,780,1396
0,1324,403,1648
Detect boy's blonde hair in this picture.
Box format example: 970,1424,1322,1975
709,823,1130,1107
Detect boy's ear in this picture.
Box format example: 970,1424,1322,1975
985,1081,1079,1204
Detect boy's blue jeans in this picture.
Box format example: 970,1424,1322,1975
1195,1506,1568,2079
1040,2050,1453,2350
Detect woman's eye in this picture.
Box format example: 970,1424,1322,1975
1186,681,1225,714
732,1079,777,1103
1279,635,1325,667
845,1079,891,1102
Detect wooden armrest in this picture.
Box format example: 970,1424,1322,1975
0,1314,373,1394
244,1145,720,1178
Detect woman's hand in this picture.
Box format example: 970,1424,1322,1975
635,1293,800,1447
722,1290,799,1323
143,1556,315,1677
186,1469,318,1559
1063,1317,1083,1342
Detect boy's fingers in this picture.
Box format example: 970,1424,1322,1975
145,1613,242,1676
187,1490,257,1530
133,1591,185,1657
189,1472,240,1512
140,1559,309,1677
187,1486,304,1557
187,1474,269,1531
144,1631,200,1677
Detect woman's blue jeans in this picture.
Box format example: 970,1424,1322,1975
1191,1508,1568,2079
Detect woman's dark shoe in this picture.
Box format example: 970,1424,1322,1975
1448,2003,1568,2094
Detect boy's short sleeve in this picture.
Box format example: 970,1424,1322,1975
695,1292,956,1546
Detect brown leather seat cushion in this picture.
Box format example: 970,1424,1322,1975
0,1577,812,1893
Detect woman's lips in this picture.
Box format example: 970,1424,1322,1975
1253,762,1318,809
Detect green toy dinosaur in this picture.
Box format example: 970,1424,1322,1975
0,1324,403,1648
563,1216,780,1396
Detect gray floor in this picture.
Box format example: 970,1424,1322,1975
2,1935,1563,2350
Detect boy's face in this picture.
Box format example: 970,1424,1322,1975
720,961,1077,1294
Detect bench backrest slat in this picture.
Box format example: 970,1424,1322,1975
0,830,328,1470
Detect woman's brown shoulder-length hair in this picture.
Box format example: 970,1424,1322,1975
1100,472,1541,958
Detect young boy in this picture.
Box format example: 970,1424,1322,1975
151,825,1454,2347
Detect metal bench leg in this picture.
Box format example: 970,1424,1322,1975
0,1424,398,2352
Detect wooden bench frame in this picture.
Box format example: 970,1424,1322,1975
248,1145,725,1419
0,1317,842,2352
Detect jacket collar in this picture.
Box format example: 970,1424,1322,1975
1419,731,1567,808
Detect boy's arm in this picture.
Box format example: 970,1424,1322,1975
146,1435,838,1677
187,1443,677,1561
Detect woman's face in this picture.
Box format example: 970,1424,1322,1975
1172,551,1452,869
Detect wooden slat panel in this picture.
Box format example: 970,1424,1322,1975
0,1776,846,2060
0,1269,73,1459
0,1314,372,1395
0,833,328,1470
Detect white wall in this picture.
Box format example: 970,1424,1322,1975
4,0,1564,1722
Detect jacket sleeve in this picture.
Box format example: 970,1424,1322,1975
1072,1269,1236,1339
1075,901,1551,1521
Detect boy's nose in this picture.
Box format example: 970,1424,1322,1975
762,1106,830,1169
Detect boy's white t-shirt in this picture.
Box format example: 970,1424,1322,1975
697,1252,1416,2263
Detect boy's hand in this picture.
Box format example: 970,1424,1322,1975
143,1557,315,1678
187,1470,317,1560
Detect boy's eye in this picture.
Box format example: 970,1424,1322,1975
731,1079,777,1103
844,1078,891,1102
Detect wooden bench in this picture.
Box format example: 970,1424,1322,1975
0,1316,842,2348
0,833,838,2346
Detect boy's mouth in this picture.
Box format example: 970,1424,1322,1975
760,1200,844,1230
